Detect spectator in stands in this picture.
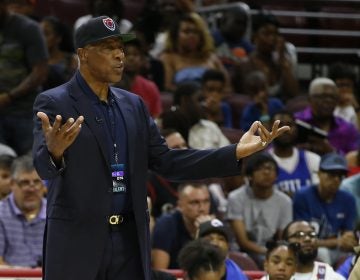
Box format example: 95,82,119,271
328,62,359,129
293,153,357,265
346,147,360,176
40,16,78,90
231,12,298,101
340,173,360,224
240,71,284,131
131,12,165,91
160,12,230,92
147,128,187,218
197,218,248,280
149,0,194,59
173,81,230,149
295,77,359,155
227,152,293,268
178,239,226,280
0,143,16,158
0,155,15,200
0,155,46,267
201,69,233,128
74,0,132,33
183,233,257,280
336,222,360,279
115,38,162,118
160,107,192,144
268,110,320,198
283,220,345,280
212,5,254,69
6,0,39,21
152,182,213,269
0,0,48,155
259,241,298,280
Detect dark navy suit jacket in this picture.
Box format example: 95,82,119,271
32,75,241,280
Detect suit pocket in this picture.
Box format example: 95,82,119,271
48,205,75,220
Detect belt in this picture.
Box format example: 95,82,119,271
107,213,135,230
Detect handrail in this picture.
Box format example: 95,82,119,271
279,28,360,37
250,9,360,19
0,268,266,279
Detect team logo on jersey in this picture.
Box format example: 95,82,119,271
103,18,115,31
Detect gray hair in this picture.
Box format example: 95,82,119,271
11,154,35,179
309,77,337,95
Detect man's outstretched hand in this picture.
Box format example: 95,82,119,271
37,112,84,163
236,120,290,159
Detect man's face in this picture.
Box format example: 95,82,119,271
165,132,187,149
273,113,297,146
202,80,225,107
254,24,278,53
287,221,318,263
202,232,229,254
178,185,210,222
11,169,45,213
310,84,339,119
250,161,277,189
0,168,11,198
80,37,125,84
317,170,345,202
124,44,142,74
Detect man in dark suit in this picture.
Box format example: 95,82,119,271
32,16,289,280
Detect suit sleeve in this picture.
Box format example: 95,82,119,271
141,99,242,181
32,93,64,180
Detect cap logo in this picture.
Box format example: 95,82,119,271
102,17,115,31
210,219,223,228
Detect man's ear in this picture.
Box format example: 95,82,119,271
77,48,87,62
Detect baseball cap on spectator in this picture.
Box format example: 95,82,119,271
319,152,348,173
198,219,229,242
74,16,135,49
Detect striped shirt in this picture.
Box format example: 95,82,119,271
0,193,46,267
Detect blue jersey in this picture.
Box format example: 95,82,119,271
274,150,312,196
293,186,356,238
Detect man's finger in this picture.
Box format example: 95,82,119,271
248,121,260,135
37,112,51,132
52,115,63,132
65,116,84,138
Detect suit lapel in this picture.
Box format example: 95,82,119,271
67,77,111,171
111,89,136,174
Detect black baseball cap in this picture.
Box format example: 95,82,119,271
198,219,229,242
74,16,135,49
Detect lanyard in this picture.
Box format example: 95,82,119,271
108,97,119,164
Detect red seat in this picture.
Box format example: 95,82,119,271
228,251,260,271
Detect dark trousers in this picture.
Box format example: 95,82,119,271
95,218,144,280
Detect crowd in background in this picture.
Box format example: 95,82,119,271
1,0,360,279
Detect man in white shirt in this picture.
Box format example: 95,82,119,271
268,111,320,198
283,220,345,280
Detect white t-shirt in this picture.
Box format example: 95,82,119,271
291,261,345,280
188,119,230,149
334,105,358,129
